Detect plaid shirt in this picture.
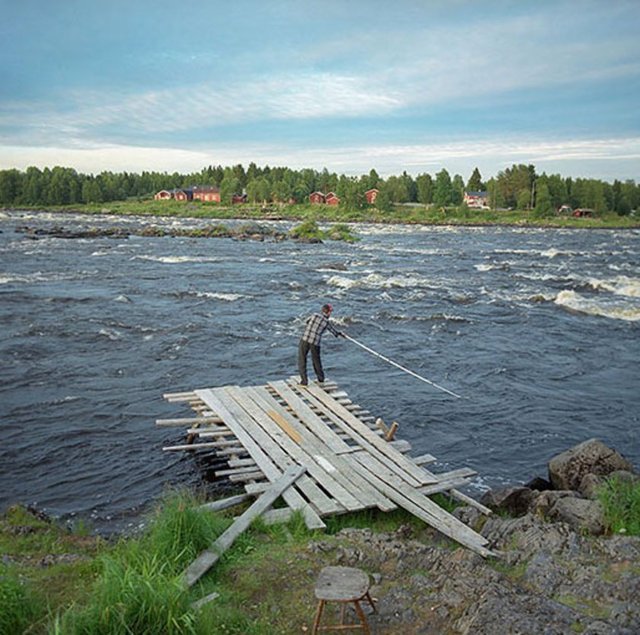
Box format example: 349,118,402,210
301,312,340,345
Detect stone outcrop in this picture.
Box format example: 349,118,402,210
301,439,639,633
548,438,634,492
479,438,637,537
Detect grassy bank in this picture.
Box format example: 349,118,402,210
0,492,450,635
6,199,640,229
2,476,639,634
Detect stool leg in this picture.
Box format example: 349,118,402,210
365,591,377,613
312,600,325,635
353,600,370,635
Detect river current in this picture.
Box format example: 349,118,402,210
1,210,638,534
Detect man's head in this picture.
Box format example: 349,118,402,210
322,303,333,316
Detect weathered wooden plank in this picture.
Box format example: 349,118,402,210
265,408,302,443
413,453,437,466
195,428,235,438
156,416,223,427
162,442,223,451
261,384,396,512
268,381,353,453
449,490,493,515
224,387,343,515
350,452,492,557
228,457,257,468
253,507,294,525
295,381,436,486
196,388,326,528
183,465,306,587
215,465,266,478
232,386,357,513
200,493,253,512
229,470,264,483
418,477,474,496
191,591,220,611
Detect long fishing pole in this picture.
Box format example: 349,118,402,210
342,334,462,399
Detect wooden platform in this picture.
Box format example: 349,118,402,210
159,378,493,557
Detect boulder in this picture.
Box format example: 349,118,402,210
531,490,577,517
480,486,537,516
524,475,552,491
579,473,604,499
548,439,634,491
548,497,606,535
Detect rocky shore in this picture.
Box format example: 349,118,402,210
309,438,639,634
2,439,638,634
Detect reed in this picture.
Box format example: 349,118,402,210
597,476,640,536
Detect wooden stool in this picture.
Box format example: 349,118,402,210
312,566,376,634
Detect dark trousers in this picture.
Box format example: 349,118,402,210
298,339,324,384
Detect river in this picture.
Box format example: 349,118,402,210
1,210,638,534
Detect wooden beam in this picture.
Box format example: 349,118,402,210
196,388,326,529
199,493,253,512
183,465,306,588
156,416,222,427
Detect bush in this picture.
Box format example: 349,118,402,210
289,220,324,242
597,475,640,535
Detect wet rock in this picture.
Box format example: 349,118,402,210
548,438,634,491
480,486,538,516
525,475,553,491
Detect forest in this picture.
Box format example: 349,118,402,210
0,162,638,216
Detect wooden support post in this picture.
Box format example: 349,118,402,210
385,421,399,441
183,465,306,588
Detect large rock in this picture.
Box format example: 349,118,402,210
548,439,634,491
548,497,606,535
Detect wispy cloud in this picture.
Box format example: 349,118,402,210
2,136,638,181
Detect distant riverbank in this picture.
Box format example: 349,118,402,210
3,200,639,229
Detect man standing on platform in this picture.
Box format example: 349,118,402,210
298,303,345,386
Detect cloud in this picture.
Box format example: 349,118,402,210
2,136,638,181
0,72,403,148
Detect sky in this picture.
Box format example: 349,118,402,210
1,0,639,182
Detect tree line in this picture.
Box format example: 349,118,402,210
0,162,637,215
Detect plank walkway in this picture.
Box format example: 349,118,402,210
159,378,493,558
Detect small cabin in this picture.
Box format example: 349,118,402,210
231,193,248,204
365,188,379,204
154,190,174,200
174,189,193,202
463,191,489,209
325,192,340,206
573,208,594,218
309,191,326,204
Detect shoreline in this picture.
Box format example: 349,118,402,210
2,204,639,231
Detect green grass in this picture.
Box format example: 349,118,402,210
13,199,640,229
597,476,640,536
0,571,42,634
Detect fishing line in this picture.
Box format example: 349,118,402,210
342,334,462,399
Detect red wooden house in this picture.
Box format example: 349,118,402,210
192,185,220,203
174,189,193,201
309,191,326,204
325,192,340,206
365,188,379,204
231,193,248,204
